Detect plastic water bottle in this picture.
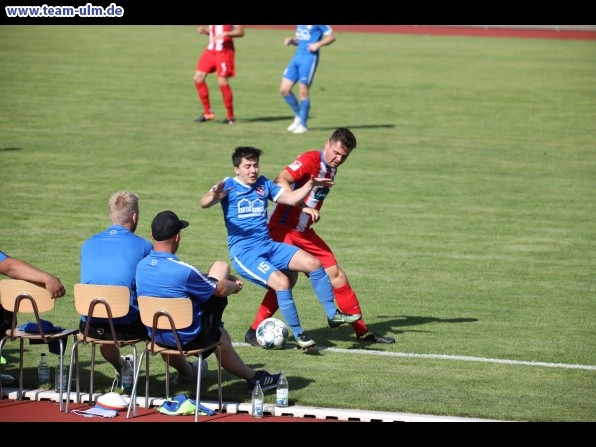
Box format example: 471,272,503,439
251,380,264,418
38,352,50,388
276,371,289,407
121,358,133,393
54,361,68,392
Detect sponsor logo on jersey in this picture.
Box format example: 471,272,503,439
237,198,265,217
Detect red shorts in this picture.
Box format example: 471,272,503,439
197,49,235,77
269,225,337,269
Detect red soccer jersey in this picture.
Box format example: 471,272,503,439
206,25,236,52
268,150,335,233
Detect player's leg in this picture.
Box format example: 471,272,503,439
245,270,297,346
233,252,311,347
280,60,301,130
288,249,361,328
300,230,395,343
217,51,235,123
194,51,216,120
292,54,318,132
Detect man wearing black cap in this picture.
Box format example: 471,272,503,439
135,210,282,392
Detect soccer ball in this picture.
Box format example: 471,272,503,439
256,317,289,349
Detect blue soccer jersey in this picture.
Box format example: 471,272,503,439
217,175,300,288
0,251,8,263
294,25,333,55
219,175,283,257
80,225,153,324
135,250,217,347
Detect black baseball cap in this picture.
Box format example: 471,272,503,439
151,210,189,241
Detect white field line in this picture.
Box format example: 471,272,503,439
235,342,596,371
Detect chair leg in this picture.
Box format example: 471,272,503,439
217,345,223,413
144,352,150,409
18,338,24,401
195,353,203,422
0,338,8,400
126,349,147,418
164,354,170,400
58,339,64,412
65,339,82,413
89,344,97,403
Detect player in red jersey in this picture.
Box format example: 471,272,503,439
193,25,245,125
245,128,396,345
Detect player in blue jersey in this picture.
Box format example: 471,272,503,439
200,146,361,349
280,25,336,134
79,191,153,389
135,210,281,392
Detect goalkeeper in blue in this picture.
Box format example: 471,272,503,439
200,146,361,349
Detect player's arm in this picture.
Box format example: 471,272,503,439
284,33,298,46
213,277,243,297
0,257,66,298
200,179,230,208
273,168,295,191
309,29,336,52
197,25,209,35
274,169,323,221
277,176,333,206
229,25,245,38
215,25,245,40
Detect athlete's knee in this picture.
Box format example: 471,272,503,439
268,270,291,290
307,257,323,272
208,260,230,280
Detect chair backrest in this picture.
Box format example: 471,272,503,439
137,296,193,330
137,296,194,354
74,283,131,319
0,279,54,313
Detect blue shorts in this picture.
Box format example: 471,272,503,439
231,240,300,288
283,53,319,86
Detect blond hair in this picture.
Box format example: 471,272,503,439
108,191,139,225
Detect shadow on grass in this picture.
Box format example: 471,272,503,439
241,115,396,131
303,315,478,348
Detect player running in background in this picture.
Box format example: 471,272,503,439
244,128,396,345
200,146,361,349
280,25,336,134
194,25,245,125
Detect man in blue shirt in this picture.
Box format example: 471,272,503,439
136,210,281,391
200,146,361,350
280,25,336,134
80,191,153,389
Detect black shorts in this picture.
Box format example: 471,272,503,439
79,317,148,341
160,296,228,359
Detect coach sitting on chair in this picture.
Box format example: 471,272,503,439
135,210,281,392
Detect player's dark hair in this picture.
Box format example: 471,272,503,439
330,128,357,151
232,146,262,167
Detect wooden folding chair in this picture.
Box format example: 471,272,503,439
126,296,222,422
0,279,79,412
65,283,144,413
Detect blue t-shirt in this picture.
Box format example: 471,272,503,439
80,225,153,324
294,25,333,55
0,251,8,263
218,175,284,258
135,250,217,347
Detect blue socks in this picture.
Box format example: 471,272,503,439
309,267,337,319
276,289,304,337
298,98,310,127
283,93,300,116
